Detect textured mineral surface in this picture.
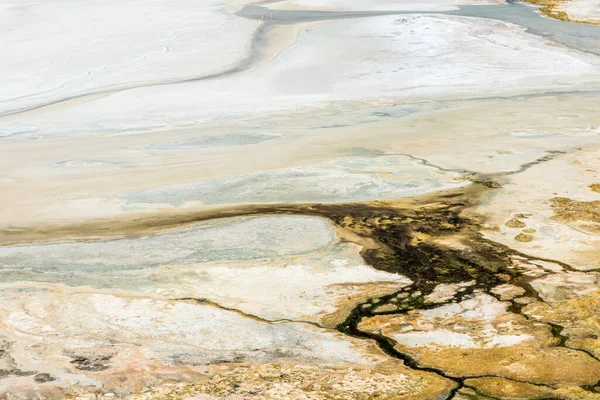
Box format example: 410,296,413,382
2,0,600,398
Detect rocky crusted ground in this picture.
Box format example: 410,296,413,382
3,149,600,399
525,0,600,24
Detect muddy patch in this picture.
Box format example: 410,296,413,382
67,351,114,372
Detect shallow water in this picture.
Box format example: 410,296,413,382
235,5,407,22
452,3,600,55
238,2,600,55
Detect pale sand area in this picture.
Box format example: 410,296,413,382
0,289,452,399
478,146,600,271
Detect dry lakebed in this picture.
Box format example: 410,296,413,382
1,0,600,398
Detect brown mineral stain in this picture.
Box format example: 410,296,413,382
373,303,399,313
524,0,600,25
579,224,600,234
0,185,475,246
360,312,600,386
65,362,456,400
505,218,526,229
551,197,600,225
524,289,600,359
515,232,535,242
464,377,554,399
465,376,600,399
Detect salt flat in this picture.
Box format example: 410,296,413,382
2,7,600,228
479,146,600,270
0,215,410,326
3,12,599,139
268,0,503,11
0,289,452,398
2,0,600,398
0,0,258,117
